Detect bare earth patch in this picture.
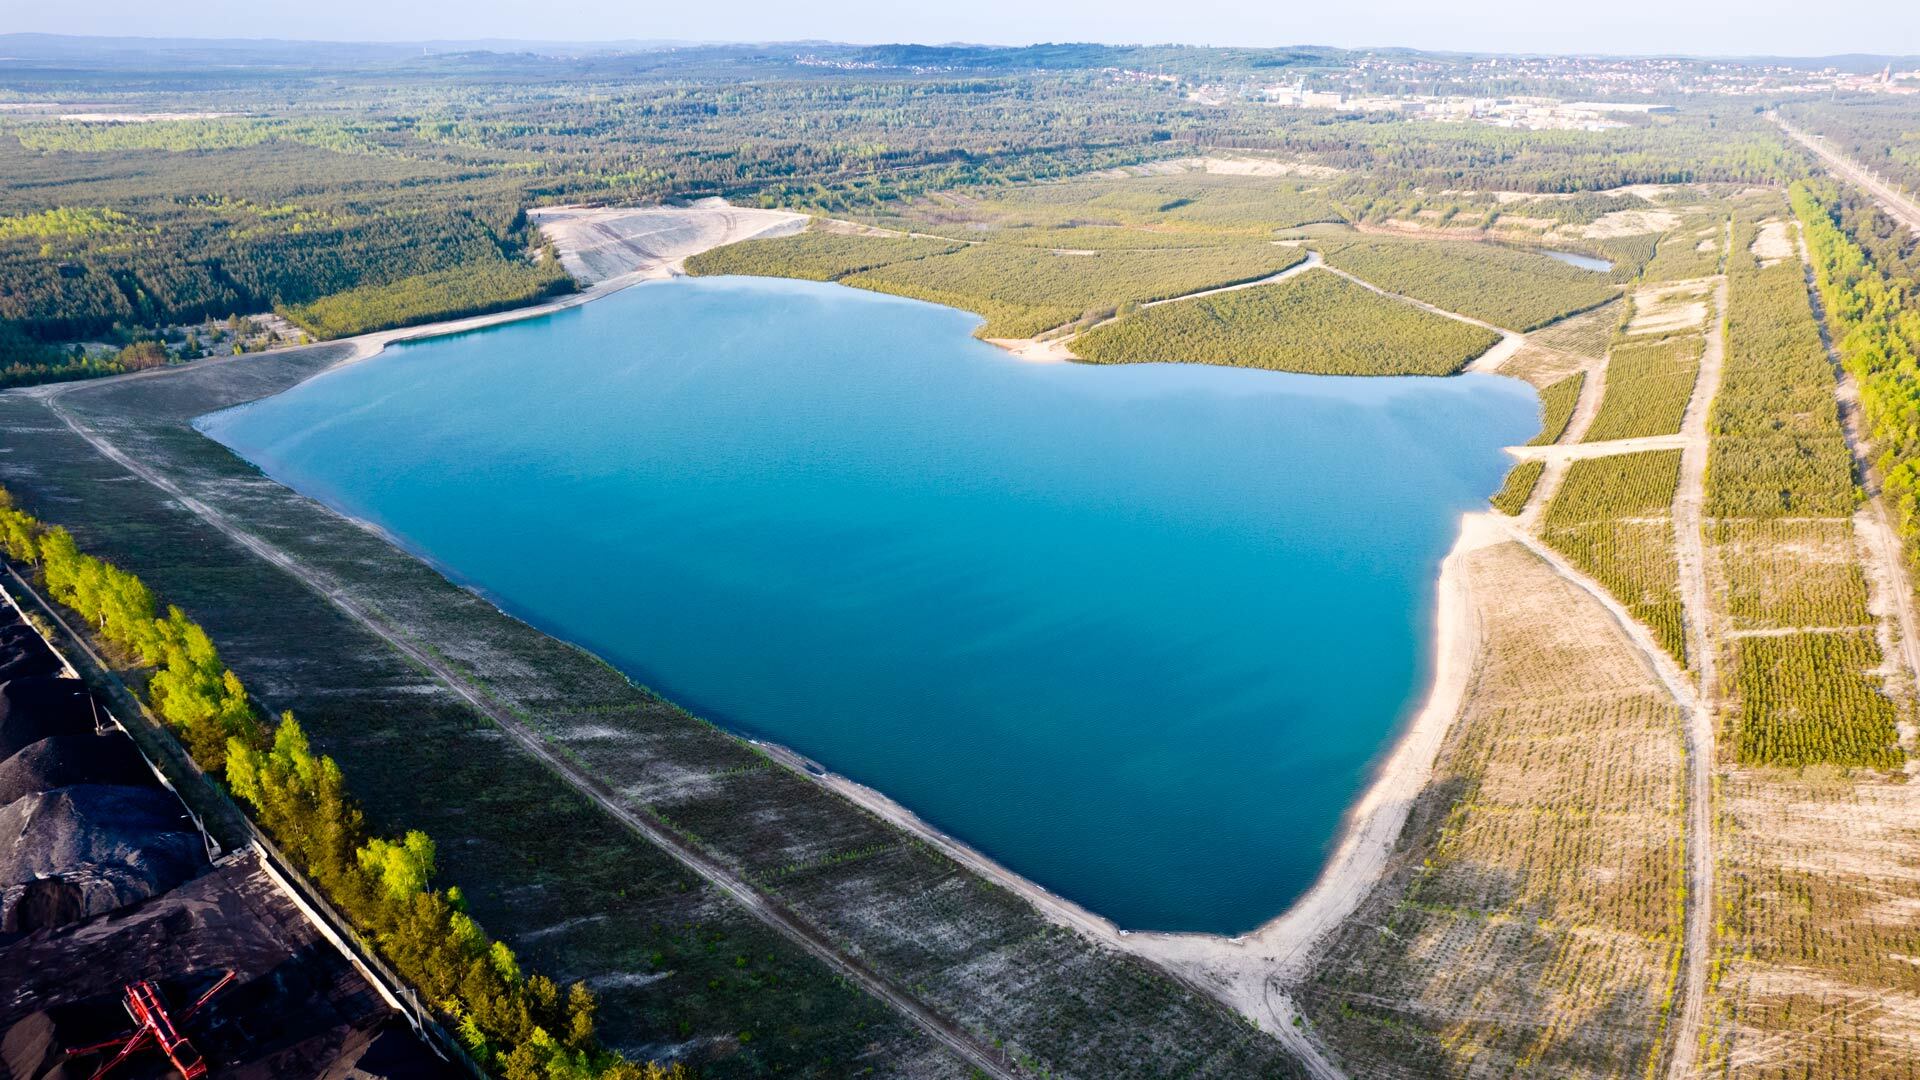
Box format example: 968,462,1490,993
529,200,806,284
1584,208,1682,239
1750,219,1793,267
1627,280,1714,336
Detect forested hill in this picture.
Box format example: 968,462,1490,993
0,35,1887,388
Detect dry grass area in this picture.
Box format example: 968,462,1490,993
1501,301,1622,388
1701,769,1920,1079
1529,300,1622,361
1584,209,1683,239
1500,342,1592,388
1708,519,1873,632
1626,281,1713,337
1302,541,1685,1079
1750,220,1794,267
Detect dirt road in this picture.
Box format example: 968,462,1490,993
1662,273,1728,1080
1505,432,1688,462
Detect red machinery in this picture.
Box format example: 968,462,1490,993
70,971,235,1080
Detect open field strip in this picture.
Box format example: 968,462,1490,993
1661,271,1727,1080
1686,208,1920,1079
1298,536,1688,1078
1508,433,1689,462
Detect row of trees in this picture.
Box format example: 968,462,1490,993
1794,181,1920,576
0,486,682,1080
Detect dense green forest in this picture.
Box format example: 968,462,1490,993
1313,234,1623,331
0,38,1881,388
1797,179,1920,576
1780,97,1920,196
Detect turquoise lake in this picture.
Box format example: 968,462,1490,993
197,275,1539,934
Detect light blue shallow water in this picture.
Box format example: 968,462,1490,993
198,276,1538,934
1544,249,1614,273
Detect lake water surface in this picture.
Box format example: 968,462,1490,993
1544,249,1613,273
198,276,1538,933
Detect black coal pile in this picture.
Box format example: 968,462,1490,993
0,679,97,761
0,624,59,684
0,785,207,934
0,732,158,807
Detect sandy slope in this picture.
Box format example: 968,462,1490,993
528,200,806,284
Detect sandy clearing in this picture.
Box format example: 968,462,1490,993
1585,208,1681,239
1506,433,1688,462
1561,343,1611,443
1192,154,1342,178
528,200,807,284
1752,220,1793,267
1662,271,1728,1080
1627,280,1714,336
56,111,236,122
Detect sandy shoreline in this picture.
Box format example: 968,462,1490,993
750,509,1505,1070
318,202,809,373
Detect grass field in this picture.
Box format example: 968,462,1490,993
1581,335,1702,442
1542,449,1689,665
1072,269,1498,375
1529,372,1586,445
1490,460,1544,515
886,172,1345,241
685,229,962,280
1709,519,1872,631
1527,299,1622,360
842,242,1303,338
1706,253,1856,519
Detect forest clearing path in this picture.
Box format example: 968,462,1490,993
1776,114,1920,234
1661,271,1727,1080
1507,432,1688,462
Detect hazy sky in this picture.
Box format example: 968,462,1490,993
10,0,1919,59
